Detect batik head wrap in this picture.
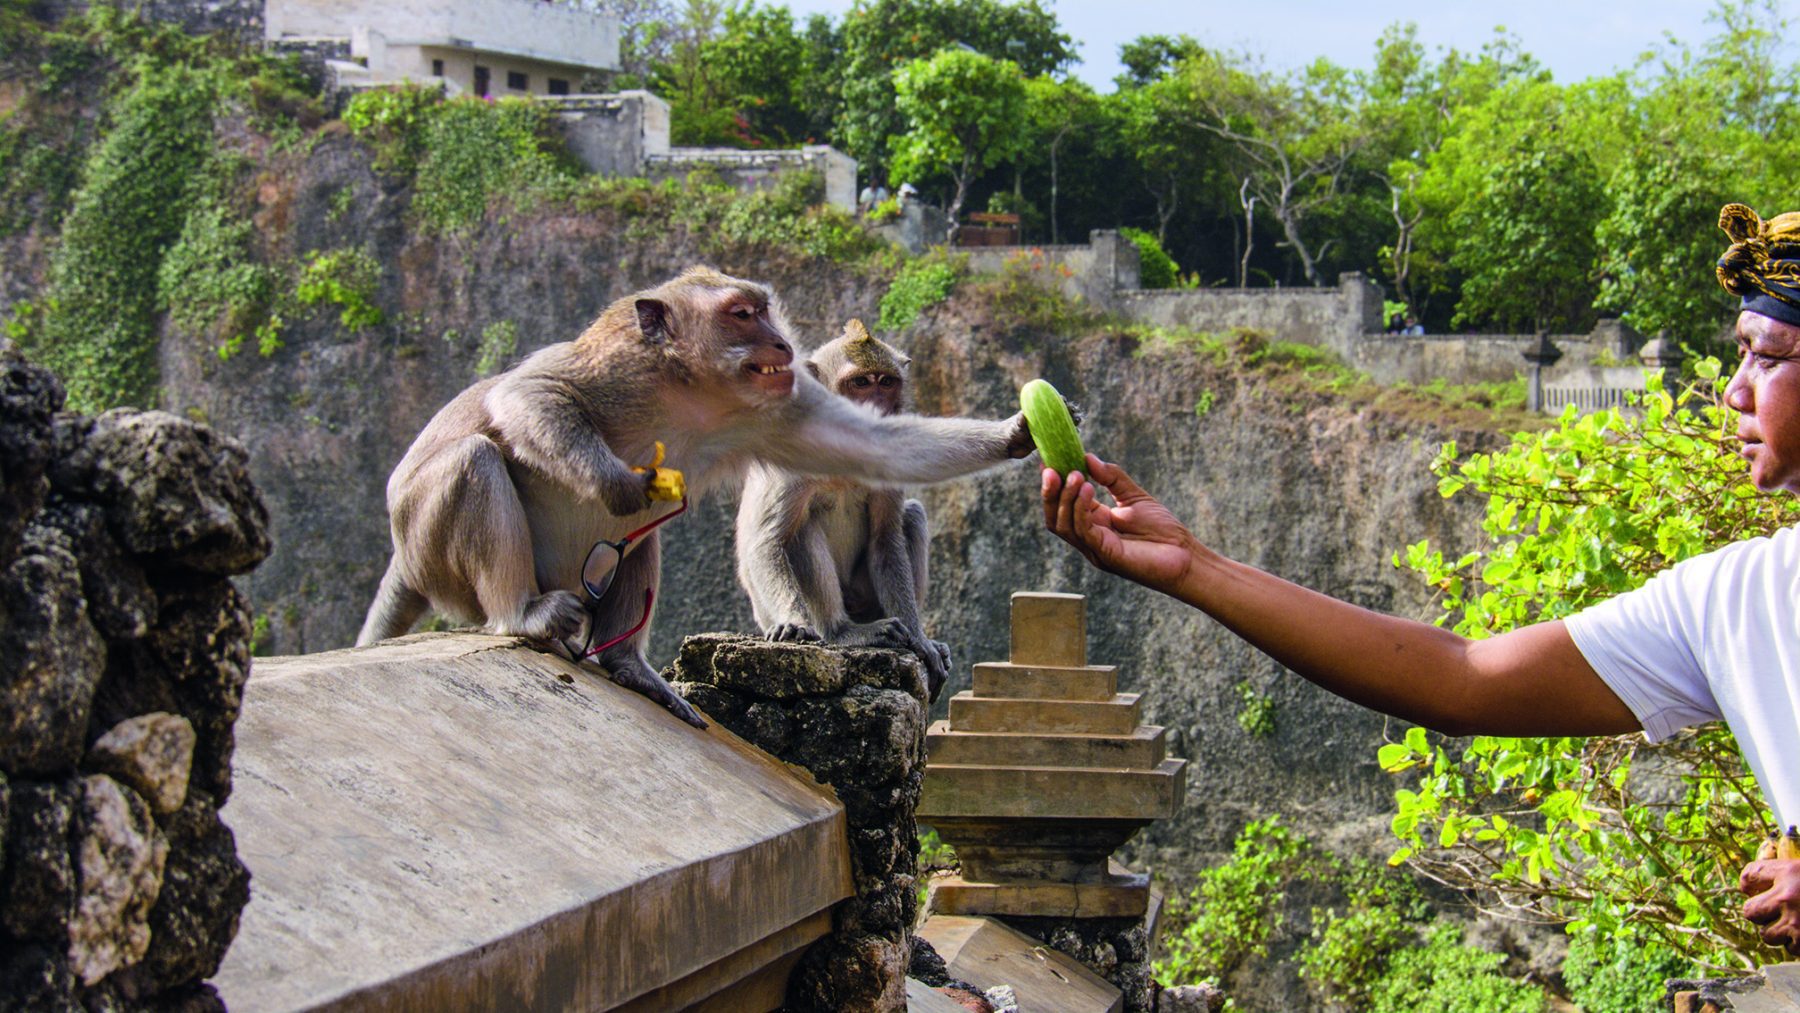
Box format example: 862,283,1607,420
1718,203,1800,328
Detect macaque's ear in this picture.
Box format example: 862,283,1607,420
805,360,823,383
896,352,912,369
635,299,670,343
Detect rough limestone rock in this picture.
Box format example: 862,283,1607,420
0,340,57,567
2,780,77,940
49,409,269,576
670,633,929,1013
0,525,106,775
69,774,169,985
85,712,196,815
0,342,266,1010
1159,982,1229,1012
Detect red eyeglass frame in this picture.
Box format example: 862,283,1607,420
580,497,687,660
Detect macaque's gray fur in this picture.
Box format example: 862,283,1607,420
736,322,953,699
358,268,1031,725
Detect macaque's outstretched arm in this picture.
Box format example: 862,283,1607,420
763,381,1032,484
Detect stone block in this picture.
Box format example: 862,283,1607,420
917,914,1123,1013
971,662,1116,701
926,722,1166,769
84,712,196,815
928,866,1150,919
948,692,1142,736
212,634,852,1013
1009,592,1087,667
920,758,1187,820
906,977,983,1013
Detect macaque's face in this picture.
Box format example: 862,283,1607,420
720,289,795,399
839,369,903,415
1726,309,1800,494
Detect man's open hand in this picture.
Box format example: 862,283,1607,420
1742,859,1800,954
1041,455,1198,595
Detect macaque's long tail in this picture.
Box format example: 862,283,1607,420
356,556,429,646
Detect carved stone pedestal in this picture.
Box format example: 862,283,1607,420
918,592,1186,919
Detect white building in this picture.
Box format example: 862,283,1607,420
265,0,620,98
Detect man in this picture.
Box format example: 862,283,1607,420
1040,203,1800,954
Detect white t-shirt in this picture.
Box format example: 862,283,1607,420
1565,525,1800,824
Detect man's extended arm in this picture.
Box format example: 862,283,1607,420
1041,455,1641,738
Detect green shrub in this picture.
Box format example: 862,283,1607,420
160,157,279,358
1562,929,1696,1013
1233,680,1275,738
1156,818,1310,982
33,60,218,411
297,247,384,331
475,319,519,376
1365,925,1547,1013
1122,226,1179,289
1386,363,1800,968
879,252,965,332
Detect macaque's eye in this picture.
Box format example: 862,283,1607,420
878,375,898,388
850,375,873,388
730,306,753,320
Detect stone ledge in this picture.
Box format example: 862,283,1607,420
214,633,851,1012
926,722,1166,769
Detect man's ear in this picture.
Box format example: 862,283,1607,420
635,299,670,343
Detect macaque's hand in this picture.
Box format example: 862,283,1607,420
1742,859,1800,954
1005,411,1036,459
600,471,653,517
1006,398,1086,460
630,440,687,502
1042,454,1198,594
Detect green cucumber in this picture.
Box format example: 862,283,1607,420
1019,378,1085,475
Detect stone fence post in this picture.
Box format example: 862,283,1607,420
669,633,931,1013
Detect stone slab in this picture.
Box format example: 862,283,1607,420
948,692,1142,735
214,633,853,1013
1009,592,1087,667
918,913,1123,1013
920,758,1187,820
928,864,1150,919
926,722,1165,769
971,662,1117,701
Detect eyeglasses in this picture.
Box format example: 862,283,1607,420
580,497,688,659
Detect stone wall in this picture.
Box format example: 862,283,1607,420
547,91,670,179
962,231,1143,310
38,0,262,42
1120,273,1388,362
0,341,269,1010
669,634,932,1012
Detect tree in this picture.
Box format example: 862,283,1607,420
1108,74,1220,249
1447,128,1604,332
1173,50,1367,287
837,0,1073,180
890,47,1029,234
1021,75,1099,244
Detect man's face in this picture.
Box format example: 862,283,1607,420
1725,310,1800,493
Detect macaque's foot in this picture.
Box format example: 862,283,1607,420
517,590,590,644
835,618,910,649
920,639,951,702
767,623,823,643
607,658,708,728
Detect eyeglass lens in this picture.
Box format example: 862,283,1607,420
582,542,622,599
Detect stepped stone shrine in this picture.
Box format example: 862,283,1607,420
918,592,1187,1011
921,591,1187,918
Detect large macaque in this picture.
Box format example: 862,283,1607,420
357,267,1035,726
736,321,953,699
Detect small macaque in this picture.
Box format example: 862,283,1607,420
358,269,1034,725
735,320,954,699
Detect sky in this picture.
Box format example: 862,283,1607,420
779,0,1779,91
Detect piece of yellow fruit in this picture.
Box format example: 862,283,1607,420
633,441,686,501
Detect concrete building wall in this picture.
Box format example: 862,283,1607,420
266,0,618,86
1119,273,1385,361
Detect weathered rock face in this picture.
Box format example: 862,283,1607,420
0,341,267,1011
670,633,931,1013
